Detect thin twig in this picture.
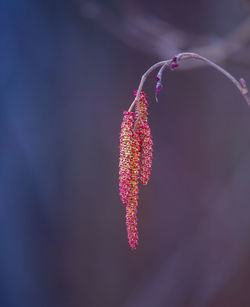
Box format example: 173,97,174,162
128,52,250,112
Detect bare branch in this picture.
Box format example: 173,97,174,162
128,53,250,112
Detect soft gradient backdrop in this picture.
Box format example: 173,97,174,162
1,0,250,306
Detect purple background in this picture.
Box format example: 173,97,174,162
1,0,250,306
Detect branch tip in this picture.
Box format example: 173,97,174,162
128,52,250,111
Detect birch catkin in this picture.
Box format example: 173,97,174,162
119,111,134,205
135,92,153,185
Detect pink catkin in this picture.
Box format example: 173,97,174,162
126,202,138,250
119,111,134,204
126,129,140,249
135,91,153,185
120,91,153,250
134,91,149,122
140,123,153,185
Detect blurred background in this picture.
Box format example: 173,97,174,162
1,0,250,306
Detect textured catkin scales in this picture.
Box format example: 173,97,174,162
120,91,153,250
126,202,138,250
135,91,148,123
139,123,153,185
119,111,134,204
126,129,140,249
128,129,140,204
135,92,153,185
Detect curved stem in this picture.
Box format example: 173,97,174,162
128,60,169,112
128,52,250,111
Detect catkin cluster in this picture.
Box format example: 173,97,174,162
119,92,153,250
